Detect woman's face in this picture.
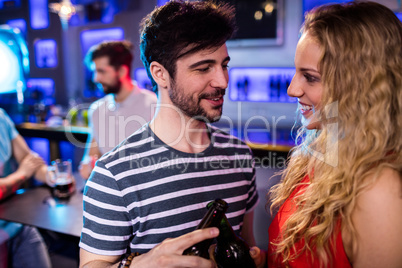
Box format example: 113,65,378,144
288,32,323,130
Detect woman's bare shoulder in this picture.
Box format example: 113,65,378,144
349,167,402,268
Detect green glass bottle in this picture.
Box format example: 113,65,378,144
182,199,228,259
214,215,256,268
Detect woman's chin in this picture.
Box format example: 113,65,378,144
302,116,322,130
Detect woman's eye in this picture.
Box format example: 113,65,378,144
304,73,318,83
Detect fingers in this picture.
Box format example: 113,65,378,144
78,162,92,180
19,153,46,178
133,251,216,268
208,243,217,262
23,153,45,166
249,246,266,268
170,228,219,253
250,246,260,259
132,229,219,268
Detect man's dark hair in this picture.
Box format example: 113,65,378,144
139,0,236,92
85,40,134,74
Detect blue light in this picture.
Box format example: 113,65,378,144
27,78,55,97
0,0,21,9
34,39,58,68
228,67,296,103
396,12,402,22
157,0,169,6
303,0,351,13
80,27,124,56
6,19,27,37
80,28,124,98
0,25,29,94
134,68,153,92
29,0,49,29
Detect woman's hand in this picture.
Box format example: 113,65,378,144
250,246,267,268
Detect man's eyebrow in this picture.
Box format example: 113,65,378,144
223,56,230,63
188,56,231,69
189,59,216,69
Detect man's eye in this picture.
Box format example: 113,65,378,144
197,67,210,72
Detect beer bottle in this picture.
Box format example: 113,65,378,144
182,199,228,259
214,215,256,268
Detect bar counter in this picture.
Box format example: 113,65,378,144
16,122,292,167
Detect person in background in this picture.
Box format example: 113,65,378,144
250,2,402,267
79,0,259,267
0,108,51,268
79,40,157,180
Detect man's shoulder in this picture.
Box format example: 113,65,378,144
210,125,247,146
98,124,153,164
137,88,157,102
88,95,111,114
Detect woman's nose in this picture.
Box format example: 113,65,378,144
287,75,303,98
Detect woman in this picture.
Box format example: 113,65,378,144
253,2,402,267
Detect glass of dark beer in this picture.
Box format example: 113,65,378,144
47,159,75,199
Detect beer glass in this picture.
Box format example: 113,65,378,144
47,159,75,199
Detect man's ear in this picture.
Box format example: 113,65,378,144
150,62,169,89
118,65,130,79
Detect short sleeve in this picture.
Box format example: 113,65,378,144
0,109,19,140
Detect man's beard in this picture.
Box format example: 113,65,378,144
100,79,122,95
168,81,225,123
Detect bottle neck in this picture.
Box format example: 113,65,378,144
217,215,237,242
197,201,227,229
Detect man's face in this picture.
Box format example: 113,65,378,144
92,56,121,95
168,44,230,123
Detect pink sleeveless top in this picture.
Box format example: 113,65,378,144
268,175,352,268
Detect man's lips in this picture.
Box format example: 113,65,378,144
204,95,224,106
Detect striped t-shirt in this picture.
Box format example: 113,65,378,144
79,124,259,256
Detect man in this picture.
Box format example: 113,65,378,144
79,1,259,267
0,108,51,268
79,40,157,179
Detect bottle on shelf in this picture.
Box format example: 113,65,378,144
182,199,228,259
214,215,256,268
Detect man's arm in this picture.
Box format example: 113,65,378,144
79,137,101,180
0,135,46,200
241,211,256,247
11,134,48,184
11,134,32,164
11,134,49,184
80,228,220,268
79,250,120,268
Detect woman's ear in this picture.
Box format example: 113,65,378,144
150,62,169,89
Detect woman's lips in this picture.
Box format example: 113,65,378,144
299,102,313,115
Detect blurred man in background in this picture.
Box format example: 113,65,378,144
0,108,51,268
79,40,157,179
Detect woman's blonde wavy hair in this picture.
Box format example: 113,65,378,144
269,1,402,266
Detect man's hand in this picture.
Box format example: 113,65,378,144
79,155,98,180
130,228,220,268
17,153,45,179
